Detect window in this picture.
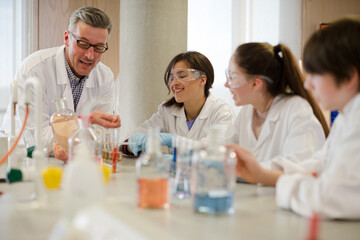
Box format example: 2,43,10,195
188,0,280,114
0,0,34,124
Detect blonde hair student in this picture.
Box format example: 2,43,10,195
229,16,360,219
224,41,329,168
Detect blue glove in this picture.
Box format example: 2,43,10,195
128,133,148,156
159,133,175,148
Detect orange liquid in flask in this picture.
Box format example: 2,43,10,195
137,178,169,208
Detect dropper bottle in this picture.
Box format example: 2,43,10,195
136,128,169,208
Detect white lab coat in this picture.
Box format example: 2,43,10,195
1,45,115,148
225,95,326,166
129,94,234,141
276,93,360,219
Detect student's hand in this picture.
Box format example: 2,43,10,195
159,133,175,148
53,143,69,162
227,144,262,184
227,144,283,186
90,110,121,128
128,133,148,156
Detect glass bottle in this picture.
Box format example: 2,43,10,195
50,98,79,158
62,142,105,219
136,128,170,209
68,115,102,163
191,126,236,214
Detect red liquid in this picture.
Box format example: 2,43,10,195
137,178,169,208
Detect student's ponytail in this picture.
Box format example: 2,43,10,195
279,44,329,137
235,43,329,136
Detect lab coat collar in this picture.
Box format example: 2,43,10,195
170,93,215,119
343,93,360,116
197,94,215,120
266,95,284,122
170,105,188,136
245,95,283,122
170,94,215,137
171,104,185,118
251,95,285,150
56,45,68,85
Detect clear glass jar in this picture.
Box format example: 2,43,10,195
68,115,102,162
50,98,79,158
191,127,236,214
101,127,122,173
136,128,170,208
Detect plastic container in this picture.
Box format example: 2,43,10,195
136,128,170,209
50,98,79,158
68,116,102,162
62,142,105,219
191,126,236,215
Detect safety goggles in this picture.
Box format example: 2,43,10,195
225,68,273,88
167,68,205,85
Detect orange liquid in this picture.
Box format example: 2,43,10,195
137,178,169,208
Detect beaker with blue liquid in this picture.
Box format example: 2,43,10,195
191,126,236,214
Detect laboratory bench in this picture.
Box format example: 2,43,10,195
0,157,360,240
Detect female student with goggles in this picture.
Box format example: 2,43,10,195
122,51,234,156
229,17,360,219
224,41,329,168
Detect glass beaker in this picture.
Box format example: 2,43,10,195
191,127,236,214
50,98,79,159
102,128,122,173
171,136,199,201
136,128,170,209
68,116,102,162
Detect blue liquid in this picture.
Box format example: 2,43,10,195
194,192,233,214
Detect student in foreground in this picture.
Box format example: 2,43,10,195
228,16,360,219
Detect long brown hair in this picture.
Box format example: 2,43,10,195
163,51,214,108
234,43,329,136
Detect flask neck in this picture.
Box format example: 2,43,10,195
145,128,162,154
78,115,92,129
54,98,67,111
146,136,161,154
